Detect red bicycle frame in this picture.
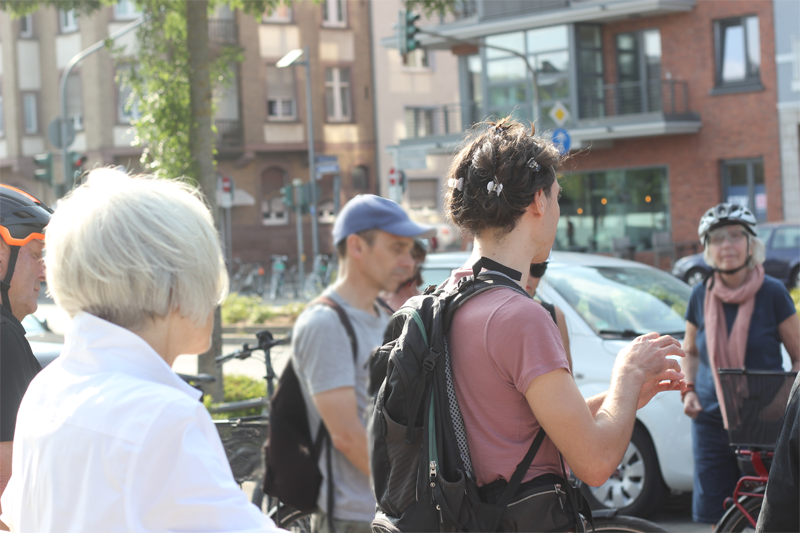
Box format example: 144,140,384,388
726,449,772,529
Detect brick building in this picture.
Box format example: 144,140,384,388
381,0,788,267
0,0,378,268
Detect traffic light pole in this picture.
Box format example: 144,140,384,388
292,179,305,291
302,45,320,261
59,16,145,193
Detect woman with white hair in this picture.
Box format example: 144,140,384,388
681,203,800,528
0,169,280,532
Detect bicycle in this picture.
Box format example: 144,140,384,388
269,255,289,301
229,260,266,296
303,254,335,300
713,369,797,532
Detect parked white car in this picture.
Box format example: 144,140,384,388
421,251,694,517
23,314,64,368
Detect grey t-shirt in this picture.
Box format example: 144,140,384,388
291,288,389,522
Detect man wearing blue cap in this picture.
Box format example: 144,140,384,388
291,195,435,533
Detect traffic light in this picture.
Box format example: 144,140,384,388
33,153,53,184
280,185,294,208
69,152,87,180
398,9,420,56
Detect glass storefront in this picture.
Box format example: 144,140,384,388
555,166,670,252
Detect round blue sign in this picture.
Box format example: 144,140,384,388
552,128,571,155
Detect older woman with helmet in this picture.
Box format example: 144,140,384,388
0,169,281,533
379,238,428,312
682,203,800,527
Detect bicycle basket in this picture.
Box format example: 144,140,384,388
717,369,798,448
214,417,268,484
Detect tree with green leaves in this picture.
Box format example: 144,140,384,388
0,0,276,399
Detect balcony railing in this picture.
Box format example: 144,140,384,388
215,119,243,147
403,102,481,140
480,0,569,21
209,19,238,45
578,79,693,120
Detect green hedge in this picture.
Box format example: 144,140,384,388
204,373,267,420
221,292,306,326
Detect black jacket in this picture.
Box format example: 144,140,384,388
0,305,42,441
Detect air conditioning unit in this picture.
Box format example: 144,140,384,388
72,114,84,132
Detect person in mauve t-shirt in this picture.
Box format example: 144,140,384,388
440,119,686,500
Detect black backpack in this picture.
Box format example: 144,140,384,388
368,259,589,533
262,296,357,527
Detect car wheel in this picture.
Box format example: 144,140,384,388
582,424,667,518
684,267,707,286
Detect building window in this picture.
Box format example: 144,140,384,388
116,68,141,123
352,165,369,191
714,16,761,88
403,49,430,69
325,67,351,122
405,107,434,138
19,14,33,38
266,65,296,120
576,24,604,119
556,167,670,252
262,4,292,23
261,168,289,226
615,29,662,115
722,158,766,222
408,179,438,211
484,25,571,129
66,73,84,131
322,0,346,28
23,94,38,134
59,9,79,33
115,0,142,20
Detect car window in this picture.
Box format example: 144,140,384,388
771,227,800,250
22,315,47,336
421,267,455,288
545,265,691,339
758,226,774,245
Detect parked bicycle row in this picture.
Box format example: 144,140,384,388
230,254,337,303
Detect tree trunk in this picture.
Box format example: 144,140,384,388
186,0,223,401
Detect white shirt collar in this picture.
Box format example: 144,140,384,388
63,311,202,401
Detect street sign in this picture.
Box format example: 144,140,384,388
315,155,338,164
549,101,571,127
47,118,75,149
315,163,340,175
551,128,571,155
218,174,234,209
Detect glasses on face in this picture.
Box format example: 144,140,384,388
708,229,747,246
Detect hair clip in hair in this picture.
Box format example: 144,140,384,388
487,179,503,196
493,124,505,136
527,157,540,172
447,177,464,191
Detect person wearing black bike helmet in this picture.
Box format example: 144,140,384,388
379,238,428,312
682,203,800,528
0,184,52,523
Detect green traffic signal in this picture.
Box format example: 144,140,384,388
33,153,53,184
280,185,294,208
405,10,420,54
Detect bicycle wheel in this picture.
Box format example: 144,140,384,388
303,273,324,300
716,496,762,533
591,515,670,533
267,502,313,533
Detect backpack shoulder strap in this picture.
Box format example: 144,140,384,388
312,295,358,362
375,296,395,315
442,272,529,332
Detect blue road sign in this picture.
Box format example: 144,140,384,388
315,155,338,164
315,163,340,175
552,128,571,155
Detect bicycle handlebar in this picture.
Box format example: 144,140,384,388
215,329,290,366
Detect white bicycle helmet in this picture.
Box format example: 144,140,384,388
698,203,757,244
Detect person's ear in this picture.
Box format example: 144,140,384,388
347,233,363,260
529,190,545,216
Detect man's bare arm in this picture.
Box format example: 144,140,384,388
312,387,370,476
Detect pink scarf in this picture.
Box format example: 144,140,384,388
704,264,765,428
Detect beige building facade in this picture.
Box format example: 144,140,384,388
0,0,378,267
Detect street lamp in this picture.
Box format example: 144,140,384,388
277,46,319,263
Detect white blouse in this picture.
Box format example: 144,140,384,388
1,312,281,533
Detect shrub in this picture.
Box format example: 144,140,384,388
791,287,800,316
221,293,306,326
204,373,266,420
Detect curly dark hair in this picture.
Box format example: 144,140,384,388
444,118,562,237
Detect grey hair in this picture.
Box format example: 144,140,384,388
45,168,228,330
703,234,766,269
